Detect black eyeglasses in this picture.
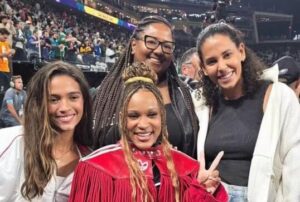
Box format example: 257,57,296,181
137,35,175,54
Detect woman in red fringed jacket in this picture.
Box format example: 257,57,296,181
69,62,228,202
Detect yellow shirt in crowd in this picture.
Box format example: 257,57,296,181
0,41,11,73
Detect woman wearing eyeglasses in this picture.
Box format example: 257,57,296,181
93,16,199,159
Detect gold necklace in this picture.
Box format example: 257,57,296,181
53,144,76,162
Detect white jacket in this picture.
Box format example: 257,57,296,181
194,82,300,202
0,126,81,202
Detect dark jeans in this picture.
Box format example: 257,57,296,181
0,118,20,128
0,72,10,91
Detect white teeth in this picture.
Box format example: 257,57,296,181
150,58,161,63
220,71,233,79
137,133,151,137
57,115,74,121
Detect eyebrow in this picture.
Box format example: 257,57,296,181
145,35,174,43
222,49,232,54
49,91,82,96
205,49,232,59
127,106,159,111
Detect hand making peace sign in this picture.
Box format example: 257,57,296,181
197,151,224,194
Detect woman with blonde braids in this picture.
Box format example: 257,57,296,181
0,61,92,201
93,15,199,159
69,62,228,202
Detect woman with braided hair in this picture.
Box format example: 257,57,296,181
93,16,199,158
69,62,228,202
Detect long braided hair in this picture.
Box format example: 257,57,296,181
93,16,198,150
119,62,180,202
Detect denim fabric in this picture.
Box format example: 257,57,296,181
1,118,19,127
0,88,26,127
222,182,248,202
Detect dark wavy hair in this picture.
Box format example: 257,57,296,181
196,22,267,107
21,61,93,200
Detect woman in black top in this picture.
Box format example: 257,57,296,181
195,22,270,202
195,21,300,202
93,16,198,158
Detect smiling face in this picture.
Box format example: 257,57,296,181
48,75,84,135
131,23,173,79
200,34,246,98
126,89,162,150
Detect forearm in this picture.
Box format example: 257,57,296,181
0,53,8,57
0,50,14,57
7,104,21,123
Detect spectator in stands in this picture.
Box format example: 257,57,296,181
79,39,93,64
93,39,102,62
23,20,32,42
273,56,300,100
12,21,27,61
93,16,199,159
100,39,107,54
69,62,228,202
0,61,93,201
57,26,67,60
179,47,201,90
0,15,16,47
65,32,81,63
79,39,92,55
49,31,60,59
0,28,15,87
105,42,116,67
0,75,26,127
195,22,300,201
26,29,39,61
40,30,52,60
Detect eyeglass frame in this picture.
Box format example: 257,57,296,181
135,35,176,54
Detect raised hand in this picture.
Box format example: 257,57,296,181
197,151,224,194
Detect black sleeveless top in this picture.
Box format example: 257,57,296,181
205,81,270,186
165,103,184,151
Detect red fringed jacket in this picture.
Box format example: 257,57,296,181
69,144,228,202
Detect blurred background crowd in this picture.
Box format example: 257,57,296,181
0,0,299,68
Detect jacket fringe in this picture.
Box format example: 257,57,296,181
69,161,228,202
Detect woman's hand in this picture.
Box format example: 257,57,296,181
197,151,224,194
